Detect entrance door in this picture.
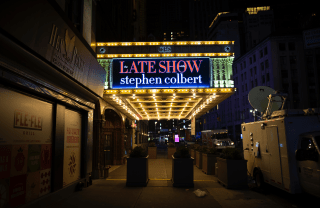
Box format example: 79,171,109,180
104,134,112,165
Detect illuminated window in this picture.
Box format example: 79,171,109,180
171,32,173,34
164,38,166,40
164,33,166,35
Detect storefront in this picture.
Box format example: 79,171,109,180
0,1,106,207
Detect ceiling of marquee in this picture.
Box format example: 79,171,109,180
103,88,235,121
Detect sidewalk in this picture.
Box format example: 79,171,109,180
41,150,295,208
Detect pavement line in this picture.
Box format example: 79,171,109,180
149,178,171,181
106,179,126,180
194,180,217,182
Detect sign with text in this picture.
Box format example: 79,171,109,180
112,58,210,89
303,27,320,49
63,109,81,187
175,134,179,142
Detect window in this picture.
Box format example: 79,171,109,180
301,137,316,150
265,60,269,68
250,68,253,76
242,85,244,92
244,72,247,80
234,66,237,73
288,42,295,51
240,63,243,70
281,70,288,78
266,73,270,81
164,33,166,35
245,83,247,91
254,66,257,74
280,56,287,70
244,61,246,68
264,47,268,55
250,57,252,64
253,54,256,62
241,74,243,81
260,50,263,58
255,79,258,86
251,80,254,88
260,62,264,70
262,75,265,83
290,56,296,64
279,43,286,51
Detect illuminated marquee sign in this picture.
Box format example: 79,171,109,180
112,58,210,89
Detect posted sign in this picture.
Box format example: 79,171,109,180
112,58,210,89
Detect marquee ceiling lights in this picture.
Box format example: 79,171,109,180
97,53,234,58
104,88,234,120
95,41,234,47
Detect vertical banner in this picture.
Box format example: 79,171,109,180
63,109,81,186
191,117,195,135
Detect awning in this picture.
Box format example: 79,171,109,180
103,87,235,120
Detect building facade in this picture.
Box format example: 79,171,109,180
0,0,107,207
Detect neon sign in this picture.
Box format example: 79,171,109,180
112,58,210,89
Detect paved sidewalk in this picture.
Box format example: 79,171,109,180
40,149,317,208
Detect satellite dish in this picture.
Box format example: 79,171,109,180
248,86,282,114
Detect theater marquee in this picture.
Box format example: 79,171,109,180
112,58,211,89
